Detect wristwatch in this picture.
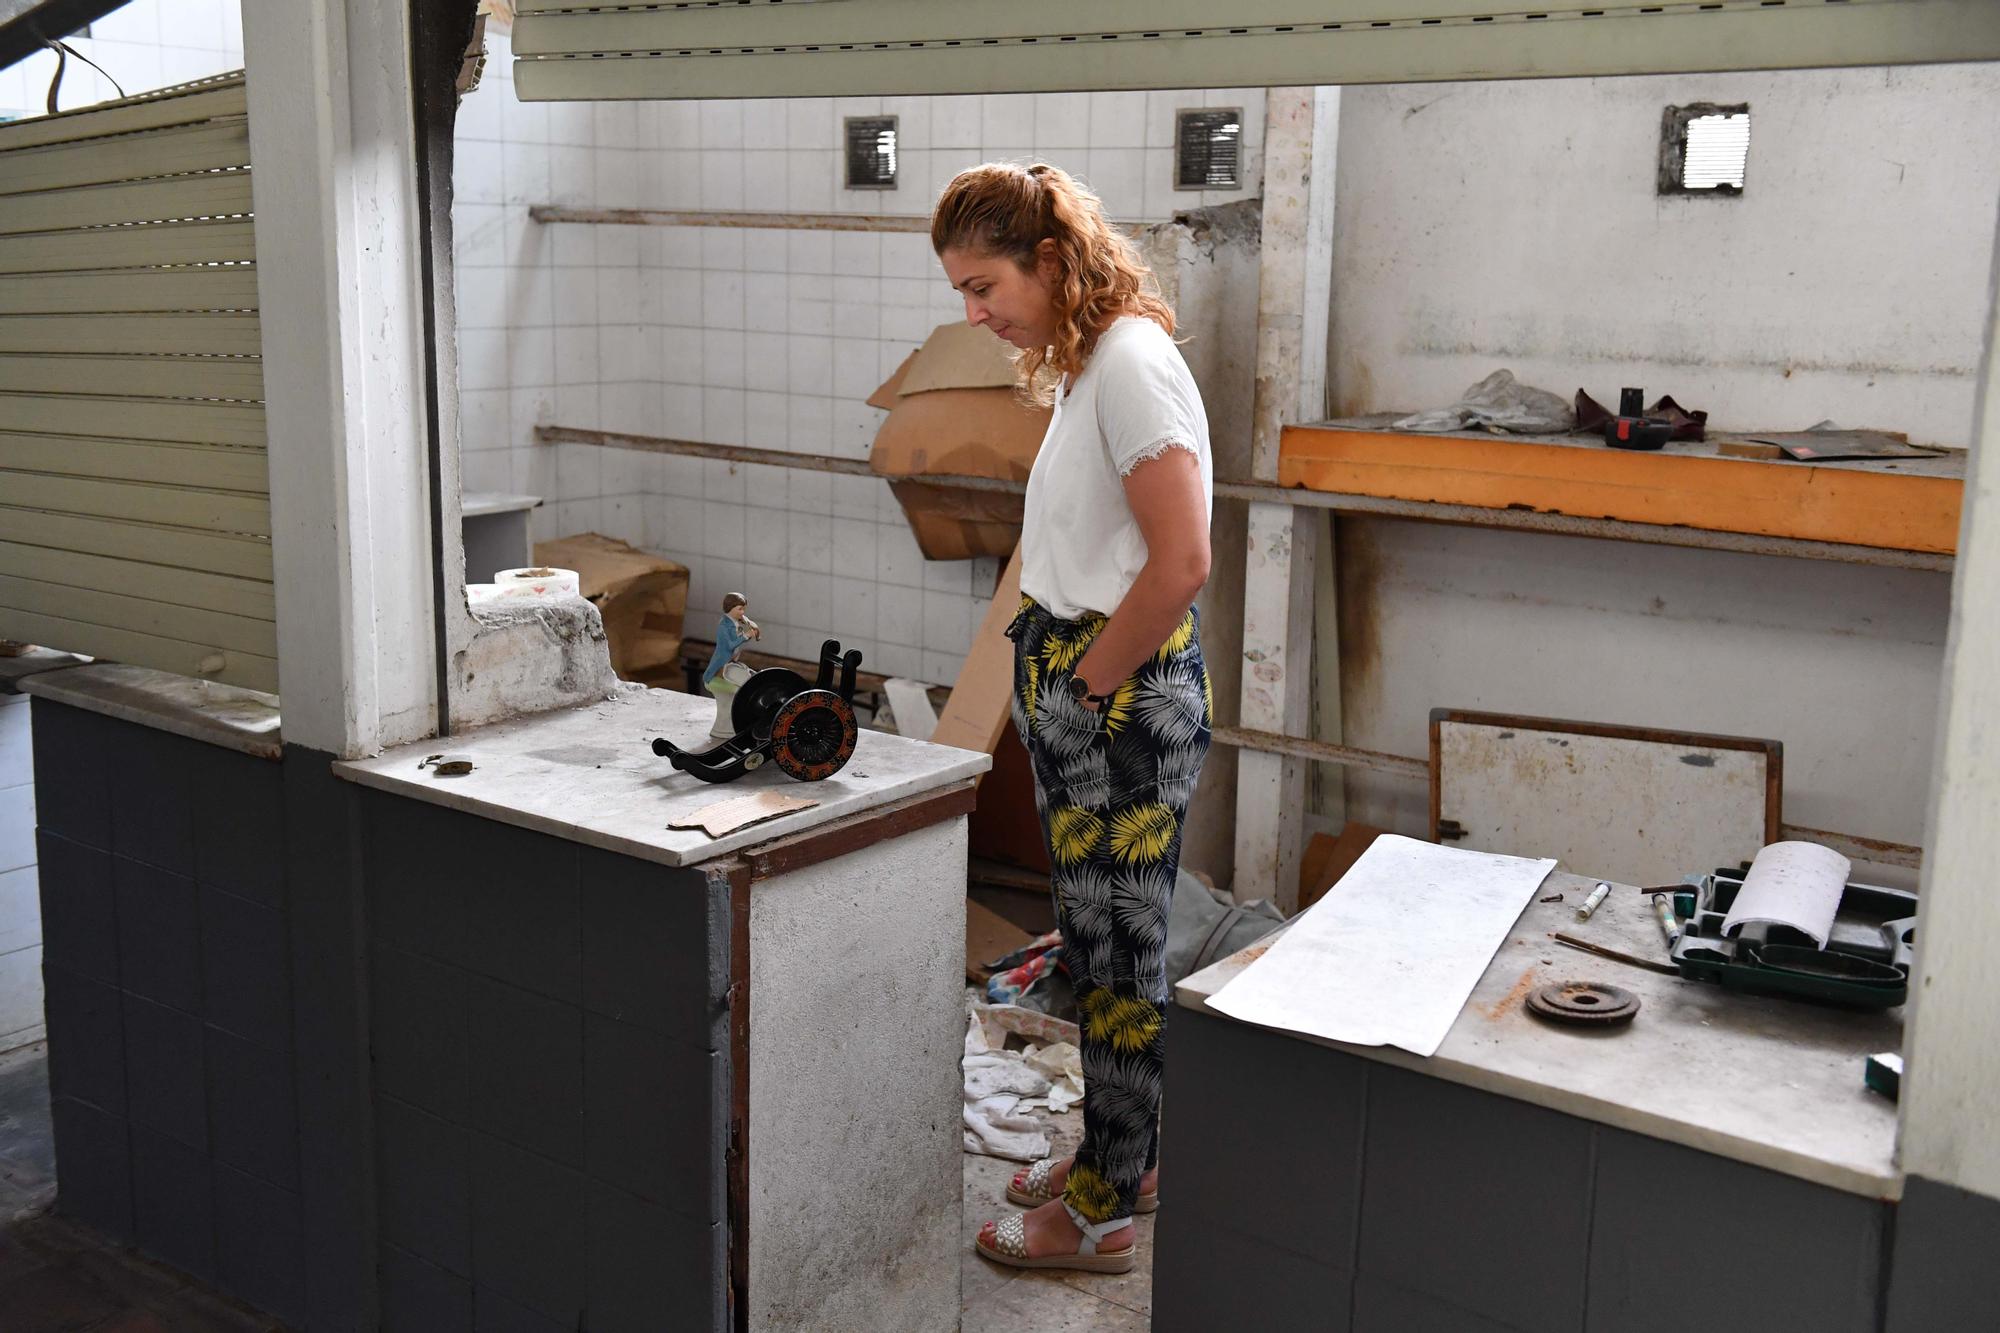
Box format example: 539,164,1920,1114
1068,677,1113,707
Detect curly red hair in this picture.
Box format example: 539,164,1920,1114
930,162,1174,404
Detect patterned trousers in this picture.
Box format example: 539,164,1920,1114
1006,596,1213,1223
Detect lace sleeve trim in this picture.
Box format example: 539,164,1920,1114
1117,436,1201,477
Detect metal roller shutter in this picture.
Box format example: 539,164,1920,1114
512,0,2000,101
0,71,277,693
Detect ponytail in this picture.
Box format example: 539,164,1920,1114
931,162,1175,403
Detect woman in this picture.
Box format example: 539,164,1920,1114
934,162,1214,1276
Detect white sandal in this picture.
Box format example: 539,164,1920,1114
975,1202,1136,1275
1006,1157,1159,1213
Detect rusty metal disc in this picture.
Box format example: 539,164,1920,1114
1527,981,1639,1027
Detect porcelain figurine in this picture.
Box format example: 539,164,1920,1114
703,592,761,738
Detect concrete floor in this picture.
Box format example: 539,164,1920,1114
962,1109,1158,1331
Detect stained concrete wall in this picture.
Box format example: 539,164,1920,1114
1328,65,2000,448
1322,67,2000,884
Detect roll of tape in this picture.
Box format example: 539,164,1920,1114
492,566,581,599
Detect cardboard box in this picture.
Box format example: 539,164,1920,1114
532,532,689,681
867,322,1052,561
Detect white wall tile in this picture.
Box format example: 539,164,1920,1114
744,150,788,211
786,98,834,149
699,151,745,209
786,335,834,396
930,95,983,150
699,99,744,149
830,578,877,642
1089,91,1148,149
702,389,747,447
744,274,790,332
743,334,788,393
982,94,1036,145
745,390,790,449
1035,93,1092,149
876,579,922,646
787,230,835,275
788,469,833,515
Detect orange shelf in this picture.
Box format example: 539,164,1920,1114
1278,423,1964,556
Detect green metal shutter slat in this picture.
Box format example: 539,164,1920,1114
0,540,273,620
0,432,268,490
0,355,264,401
513,0,2000,98
0,607,277,693
0,472,272,536
0,172,254,236
0,506,271,580
0,75,245,152
0,268,262,315
0,395,266,447
0,218,259,275
0,314,264,357
0,120,252,196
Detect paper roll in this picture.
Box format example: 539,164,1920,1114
492,566,581,599
1723,841,1850,948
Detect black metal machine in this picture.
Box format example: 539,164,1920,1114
653,638,864,784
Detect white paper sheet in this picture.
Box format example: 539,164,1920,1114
1206,835,1555,1057
1722,840,1850,948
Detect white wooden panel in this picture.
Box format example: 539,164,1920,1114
0,395,266,446
0,77,245,152
0,542,273,620
0,171,253,236
0,356,263,402
1434,716,1777,885
0,432,267,490
0,506,271,580
0,606,276,692
0,314,263,357
0,220,258,275
0,268,262,315
0,121,251,196
0,472,271,535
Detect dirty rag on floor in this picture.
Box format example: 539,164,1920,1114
962,1001,1086,1162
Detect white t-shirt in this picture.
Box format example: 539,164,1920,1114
1018,316,1213,620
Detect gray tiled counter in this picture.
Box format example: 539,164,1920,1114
1154,871,1902,1333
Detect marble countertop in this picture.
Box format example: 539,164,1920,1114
334,686,991,867
19,662,282,759
1178,869,1903,1199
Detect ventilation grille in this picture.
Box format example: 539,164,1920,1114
1175,108,1241,190
844,115,897,190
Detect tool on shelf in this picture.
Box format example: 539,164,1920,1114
1550,931,1683,977
1667,867,1914,1009
1603,386,1673,451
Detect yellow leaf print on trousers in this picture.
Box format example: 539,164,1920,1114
1155,610,1195,662
1042,631,1093,675
1063,1160,1123,1224
1049,806,1105,867
1081,990,1164,1054
1101,676,1141,736
1024,656,1041,734
1108,804,1176,866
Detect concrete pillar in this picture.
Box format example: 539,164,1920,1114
1233,87,1340,909
1900,201,2000,1202
243,0,439,759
